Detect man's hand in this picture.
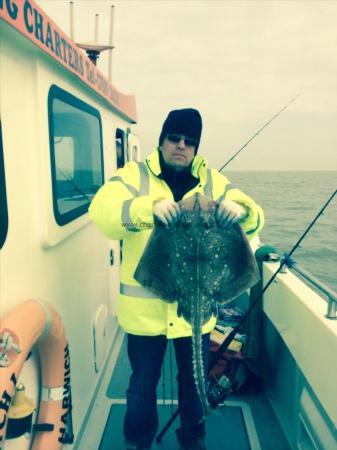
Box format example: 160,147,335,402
153,199,180,227
216,200,247,227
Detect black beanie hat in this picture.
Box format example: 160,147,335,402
159,108,202,152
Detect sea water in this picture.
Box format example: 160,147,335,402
225,171,337,292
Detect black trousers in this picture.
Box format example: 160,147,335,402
123,333,210,448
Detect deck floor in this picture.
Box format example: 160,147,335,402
100,336,290,450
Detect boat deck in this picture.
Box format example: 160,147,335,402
98,336,290,450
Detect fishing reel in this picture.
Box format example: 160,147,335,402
207,355,261,409
206,374,232,409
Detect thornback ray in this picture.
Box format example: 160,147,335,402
134,192,260,414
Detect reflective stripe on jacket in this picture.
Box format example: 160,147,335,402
89,149,264,338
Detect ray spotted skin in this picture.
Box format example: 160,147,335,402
134,193,260,413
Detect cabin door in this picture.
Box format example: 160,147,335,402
106,128,126,315
108,129,141,314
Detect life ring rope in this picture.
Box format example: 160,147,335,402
0,331,22,367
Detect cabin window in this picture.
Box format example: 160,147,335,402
0,122,8,248
116,129,125,168
48,85,104,225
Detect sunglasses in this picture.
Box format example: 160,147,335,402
166,134,198,148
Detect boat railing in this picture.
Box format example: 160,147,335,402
284,259,337,320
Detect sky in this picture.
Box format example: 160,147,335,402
36,0,337,171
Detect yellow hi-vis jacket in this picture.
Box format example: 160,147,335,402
89,149,264,338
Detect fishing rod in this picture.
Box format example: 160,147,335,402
208,187,337,371
156,187,337,443
219,94,301,172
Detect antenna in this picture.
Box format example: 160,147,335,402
108,5,115,83
69,1,74,40
94,13,99,43
73,2,115,66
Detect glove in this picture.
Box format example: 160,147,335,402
153,198,180,227
216,200,247,227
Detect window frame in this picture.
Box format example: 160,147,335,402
0,121,8,248
48,85,104,226
116,128,126,168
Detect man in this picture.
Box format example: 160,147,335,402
89,108,264,450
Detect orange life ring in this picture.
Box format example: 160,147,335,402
0,299,74,449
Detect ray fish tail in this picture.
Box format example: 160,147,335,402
191,237,211,416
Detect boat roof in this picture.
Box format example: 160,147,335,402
0,0,137,123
